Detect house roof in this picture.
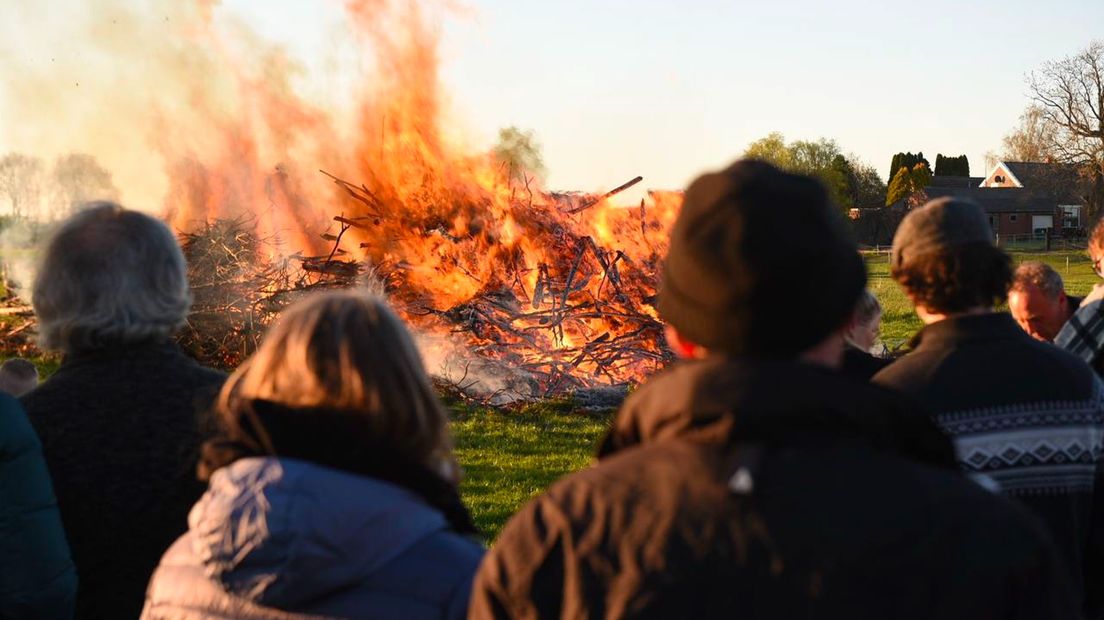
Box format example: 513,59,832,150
928,176,984,189
998,162,1085,203
920,187,1058,214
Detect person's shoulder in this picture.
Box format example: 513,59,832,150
871,349,939,389
1020,330,1102,387
0,393,38,455
164,346,228,386
390,529,485,583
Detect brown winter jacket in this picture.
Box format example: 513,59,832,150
470,357,1077,619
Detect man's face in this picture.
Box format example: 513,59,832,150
1008,283,1069,342
1093,245,1104,278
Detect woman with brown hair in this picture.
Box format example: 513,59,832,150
142,290,483,620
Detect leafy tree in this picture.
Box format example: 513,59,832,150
0,153,45,219
885,163,932,206
51,153,119,219
852,162,887,208
744,132,794,169
829,155,859,210
1027,41,1104,218
492,127,545,186
743,133,857,209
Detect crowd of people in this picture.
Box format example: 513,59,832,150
3,160,1104,619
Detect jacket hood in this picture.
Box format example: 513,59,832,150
187,457,450,610
600,356,956,468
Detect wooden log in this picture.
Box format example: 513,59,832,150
566,176,644,214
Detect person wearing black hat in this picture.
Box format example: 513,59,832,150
874,197,1104,619
470,161,1076,619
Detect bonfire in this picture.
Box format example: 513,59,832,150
179,171,681,403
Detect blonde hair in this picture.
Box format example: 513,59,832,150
216,289,451,471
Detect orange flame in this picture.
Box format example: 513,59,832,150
148,0,685,393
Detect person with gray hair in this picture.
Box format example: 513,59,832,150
1009,261,1082,342
20,202,225,620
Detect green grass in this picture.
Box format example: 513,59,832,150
451,400,611,538
865,249,1097,350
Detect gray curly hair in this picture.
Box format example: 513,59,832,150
1011,261,1064,299
32,202,192,353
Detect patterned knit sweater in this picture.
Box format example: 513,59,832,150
875,313,1104,619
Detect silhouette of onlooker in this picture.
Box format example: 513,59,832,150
142,290,483,619
0,357,39,397
1009,261,1080,342
875,197,1104,617
0,392,76,618
20,202,225,619
840,290,891,381
470,161,1076,619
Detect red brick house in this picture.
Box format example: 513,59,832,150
884,161,1090,239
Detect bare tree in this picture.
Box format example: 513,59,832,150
0,153,45,219
1001,106,1060,162
1028,41,1104,217
50,153,119,219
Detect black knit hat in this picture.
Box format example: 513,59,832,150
657,159,866,357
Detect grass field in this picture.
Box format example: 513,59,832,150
451,401,610,537
2,249,1099,538
865,249,1098,349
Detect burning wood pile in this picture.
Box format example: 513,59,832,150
177,171,682,403
177,218,350,368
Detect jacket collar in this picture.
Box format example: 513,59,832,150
602,356,955,469
62,339,184,366
909,312,1029,351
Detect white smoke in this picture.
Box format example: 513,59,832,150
0,220,46,304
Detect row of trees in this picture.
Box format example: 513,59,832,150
933,154,970,177
0,152,118,222
743,133,886,210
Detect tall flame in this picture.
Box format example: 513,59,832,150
4,0,684,395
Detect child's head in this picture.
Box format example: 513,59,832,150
0,358,39,397
846,290,883,352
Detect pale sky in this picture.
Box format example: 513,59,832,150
3,0,1103,204
219,0,1104,193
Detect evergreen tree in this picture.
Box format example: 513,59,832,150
888,151,931,180
885,163,932,206
886,167,912,206
935,154,971,177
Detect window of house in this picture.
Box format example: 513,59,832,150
994,175,1005,184
1062,205,1082,229
1009,214,1018,222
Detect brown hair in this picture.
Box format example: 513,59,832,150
215,289,452,474
891,244,1013,314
